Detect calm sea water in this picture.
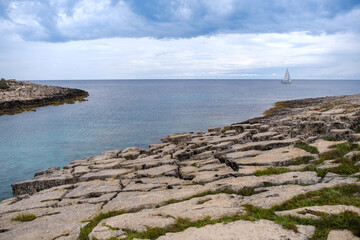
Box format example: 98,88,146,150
0,79,360,200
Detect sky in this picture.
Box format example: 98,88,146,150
0,0,360,80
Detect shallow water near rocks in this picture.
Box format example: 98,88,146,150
0,79,359,200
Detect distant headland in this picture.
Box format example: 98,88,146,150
0,78,88,116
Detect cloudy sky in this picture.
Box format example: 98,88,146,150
0,0,359,80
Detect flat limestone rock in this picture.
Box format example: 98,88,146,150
210,171,320,192
252,131,278,141
224,150,262,161
327,230,360,240
79,169,131,181
11,171,75,196
134,164,179,178
241,177,357,208
89,224,125,240
276,205,360,220
310,139,346,154
0,185,70,214
102,185,209,212
92,209,175,235
230,146,313,166
157,219,315,240
231,138,298,151
237,166,268,176
191,168,236,184
0,203,100,240
154,193,245,221
65,179,121,198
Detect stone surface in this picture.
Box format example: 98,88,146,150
310,139,346,154
2,93,360,240
230,146,313,167
327,230,360,240
157,220,315,240
0,79,88,116
276,205,360,220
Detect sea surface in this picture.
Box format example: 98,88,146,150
1,79,360,200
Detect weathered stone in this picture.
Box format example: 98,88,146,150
65,179,120,198
231,138,298,151
192,167,236,184
211,171,320,192
252,131,278,141
241,177,357,208
208,126,221,133
310,139,346,154
11,171,75,196
344,151,360,159
317,160,341,170
135,165,179,178
34,166,60,177
93,209,175,234
157,220,315,240
102,185,209,212
79,169,131,181
276,205,360,220
0,204,100,240
327,230,360,240
161,133,192,145
229,146,313,166
329,129,353,140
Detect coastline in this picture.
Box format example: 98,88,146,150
1,93,360,239
0,79,89,116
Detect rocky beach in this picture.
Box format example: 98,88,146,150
0,79,88,116
1,93,360,240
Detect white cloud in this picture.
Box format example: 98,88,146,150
1,31,359,80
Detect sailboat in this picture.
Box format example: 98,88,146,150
281,68,291,84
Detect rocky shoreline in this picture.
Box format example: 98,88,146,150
0,79,88,116
1,94,360,240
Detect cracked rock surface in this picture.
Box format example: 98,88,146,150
1,94,360,239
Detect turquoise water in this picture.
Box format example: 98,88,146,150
1,79,360,200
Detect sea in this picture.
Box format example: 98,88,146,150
1,79,360,200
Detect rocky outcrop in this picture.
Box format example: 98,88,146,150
1,93,360,239
0,79,88,115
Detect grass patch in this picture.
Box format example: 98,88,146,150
191,163,197,167
11,213,36,222
324,136,336,141
78,210,138,240
320,143,359,161
255,167,291,176
295,141,319,154
272,184,360,211
290,156,315,165
264,101,290,116
221,126,231,133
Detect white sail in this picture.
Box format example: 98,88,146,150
281,68,291,84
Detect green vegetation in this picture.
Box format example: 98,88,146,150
263,101,291,116
0,78,9,90
191,163,197,167
78,184,360,240
300,142,360,178
255,167,291,176
290,156,315,165
78,210,138,240
324,136,335,141
295,141,319,154
221,126,231,133
11,213,36,222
